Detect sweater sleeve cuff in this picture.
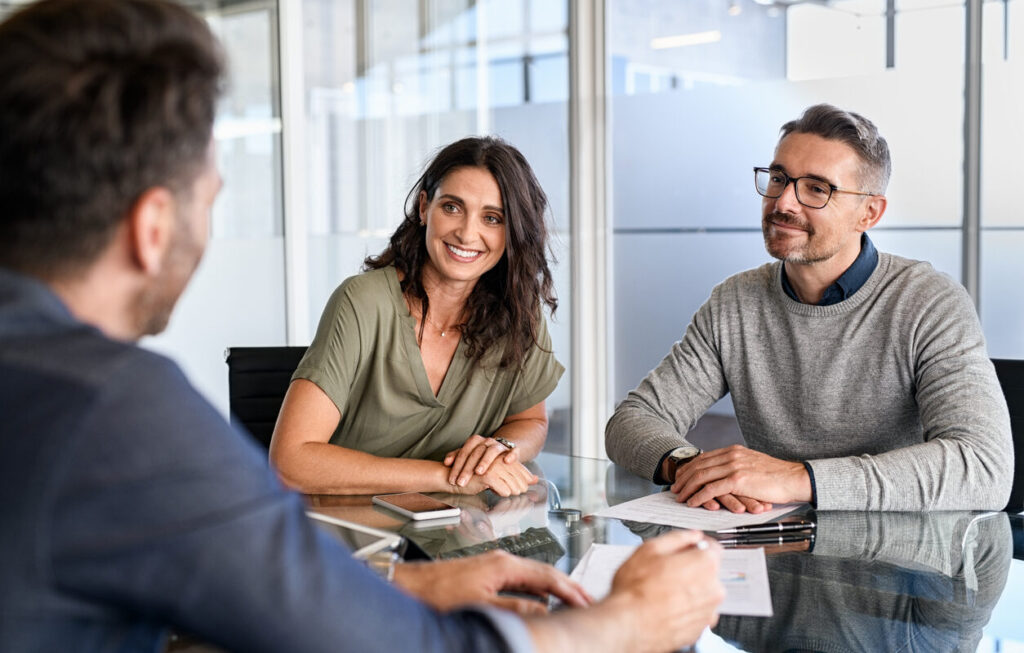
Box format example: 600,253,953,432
653,449,675,485
802,461,818,508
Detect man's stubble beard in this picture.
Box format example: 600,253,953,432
762,211,838,265
132,219,204,338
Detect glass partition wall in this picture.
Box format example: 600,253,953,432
981,0,1024,358
2,0,1018,455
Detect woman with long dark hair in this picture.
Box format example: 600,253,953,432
269,136,562,496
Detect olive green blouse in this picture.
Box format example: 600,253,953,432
293,266,564,461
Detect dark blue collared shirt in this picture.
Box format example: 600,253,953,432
0,267,528,653
781,233,878,306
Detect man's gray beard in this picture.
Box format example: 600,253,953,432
763,236,839,266
762,213,836,265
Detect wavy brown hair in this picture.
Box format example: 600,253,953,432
365,136,557,369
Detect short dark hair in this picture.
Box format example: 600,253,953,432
780,103,891,194
366,136,557,370
0,0,224,278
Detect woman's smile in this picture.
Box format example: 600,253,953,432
445,242,484,262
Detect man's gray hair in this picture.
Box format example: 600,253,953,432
780,104,891,194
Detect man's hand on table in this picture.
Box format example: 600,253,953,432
606,530,724,645
526,530,724,652
392,549,591,616
669,444,812,513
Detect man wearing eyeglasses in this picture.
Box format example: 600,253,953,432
606,104,1013,513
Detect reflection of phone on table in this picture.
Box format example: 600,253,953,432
372,492,461,520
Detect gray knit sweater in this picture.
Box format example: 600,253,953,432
605,252,1013,510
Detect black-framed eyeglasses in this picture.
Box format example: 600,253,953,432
753,167,875,209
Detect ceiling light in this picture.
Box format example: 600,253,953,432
650,30,722,50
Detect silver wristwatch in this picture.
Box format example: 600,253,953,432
668,444,701,467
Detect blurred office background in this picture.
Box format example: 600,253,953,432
3,0,1022,461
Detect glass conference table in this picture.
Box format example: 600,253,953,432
306,452,1024,653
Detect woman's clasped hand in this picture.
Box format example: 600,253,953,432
443,434,537,496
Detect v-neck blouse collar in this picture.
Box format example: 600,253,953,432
385,266,468,406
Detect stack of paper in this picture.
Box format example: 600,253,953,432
596,491,806,531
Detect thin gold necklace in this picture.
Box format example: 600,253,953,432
405,294,461,337
424,311,460,337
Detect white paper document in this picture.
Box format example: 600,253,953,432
595,491,806,531
570,543,773,617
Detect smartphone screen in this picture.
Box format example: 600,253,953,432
373,492,461,520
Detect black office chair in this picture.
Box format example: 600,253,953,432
1012,514,1024,561
992,358,1024,513
225,346,307,449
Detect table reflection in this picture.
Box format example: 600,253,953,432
712,512,1011,653
306,453,1022,651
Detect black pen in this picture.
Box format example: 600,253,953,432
716,519,815,535
718,532,815,547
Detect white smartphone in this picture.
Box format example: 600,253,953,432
372,492,461,521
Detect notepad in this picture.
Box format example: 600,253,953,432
570,543,773,617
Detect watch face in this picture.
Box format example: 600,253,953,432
670,445,700,461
